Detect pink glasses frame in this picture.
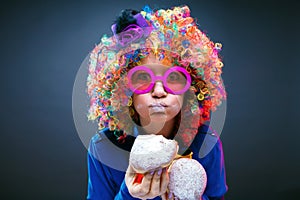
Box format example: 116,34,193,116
127,66,192,95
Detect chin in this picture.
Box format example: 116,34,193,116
149,114,169,121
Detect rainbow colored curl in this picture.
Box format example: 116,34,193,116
87,5,226,142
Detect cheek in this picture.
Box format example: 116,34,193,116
166,95,184,117
132,94,149,117
171,95,184,108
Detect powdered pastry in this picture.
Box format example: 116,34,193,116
129,134,178,173
169,158,207,200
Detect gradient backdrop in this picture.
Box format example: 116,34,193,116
1,0,299,199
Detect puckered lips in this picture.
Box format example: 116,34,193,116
149,102,167,114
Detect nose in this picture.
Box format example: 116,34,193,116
151,81,167,98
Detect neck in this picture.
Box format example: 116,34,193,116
140,118,175,138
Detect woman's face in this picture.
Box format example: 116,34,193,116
132,55,185,126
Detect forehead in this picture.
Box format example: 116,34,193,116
139,53,172,74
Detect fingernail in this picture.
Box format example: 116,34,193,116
168,192,172,199
157,168,162,176
150,171,155,175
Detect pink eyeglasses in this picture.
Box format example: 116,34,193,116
127,66,191,95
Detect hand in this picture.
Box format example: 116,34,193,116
161,191,175,200
125,165,169,199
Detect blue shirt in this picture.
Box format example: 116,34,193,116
87,125,228,200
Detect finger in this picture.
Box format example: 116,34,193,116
125,165,137,187
131,170,153,196
168,192,174,200
161,192,167,200
125,165,148,198
160,168,169,193
125,165,136,179
163,191,174,200
147,168,163,198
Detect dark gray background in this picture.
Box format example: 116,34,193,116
1,0,299,199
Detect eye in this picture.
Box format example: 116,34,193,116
137,72,151,81
132,71,151,83
168,72,180,81
167,72,185,83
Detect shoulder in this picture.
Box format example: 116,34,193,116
190,124,222,159
90,129,107,144
88,128,132,172
198,124,220,137
88,128,109,154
